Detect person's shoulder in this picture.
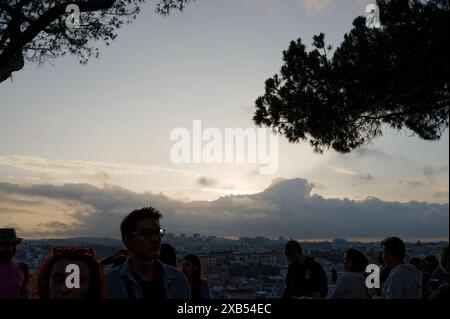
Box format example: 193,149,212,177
389,264,415,281
162,263,191,290
308,257,324,270
334,273,354,288
162,263,185,278
385,265,400,277
396,264,418,274
340,272,353,279
107,262,126,279
343,272,364,283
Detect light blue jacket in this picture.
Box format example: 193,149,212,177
107,258,191,299
382,264,422,299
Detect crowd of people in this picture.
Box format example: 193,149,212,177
0,206,448,300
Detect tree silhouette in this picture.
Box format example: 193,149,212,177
254,0,449,153
0,0,194,84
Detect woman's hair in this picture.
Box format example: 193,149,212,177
183,254,203,299
345,249,369,273
159,243,177,267
32,248,107,299
441,246,449,272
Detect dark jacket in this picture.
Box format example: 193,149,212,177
282,257,328,299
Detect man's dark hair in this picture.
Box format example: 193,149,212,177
345,249,369,273
285,240,303,256
381,237,406,261
424,255,439,273
120,207,162,237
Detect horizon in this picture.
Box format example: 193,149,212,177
19,234,450,244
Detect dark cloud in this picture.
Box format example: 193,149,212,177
359,174,375,182
37,221,72,231
345,147,408,164
399,180,423,188
353,148,392,160
0,193,48,207
434,192,449,199
196,176,218,187
423,165,449,178
0,179,448,239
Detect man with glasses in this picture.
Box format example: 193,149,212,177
107,207,191,299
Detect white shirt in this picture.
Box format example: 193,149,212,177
328,272,369,299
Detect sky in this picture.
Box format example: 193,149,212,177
0,0,448,240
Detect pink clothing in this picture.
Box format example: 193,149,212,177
0,262,26,299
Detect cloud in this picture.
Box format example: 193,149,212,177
0,178,448,240
435,192,449,199
332,166,375,182
398,176,448,200
344,147,408,163
241,0,278,12
399,180,424,188
242,0,371,15
353,147,392,160
359,174,375,182
302,0,330,14
333,166,358,176
0,155,194,178
37,221,73,231
423,165,449,179
196,176,218,188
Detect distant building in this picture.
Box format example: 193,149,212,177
199,250,287,271
303,241,333,253
332,238,349,251
259,278,284,299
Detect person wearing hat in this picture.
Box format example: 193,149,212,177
0,228,29,299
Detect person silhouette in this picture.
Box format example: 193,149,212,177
0,228,29,299
182,254,210,300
